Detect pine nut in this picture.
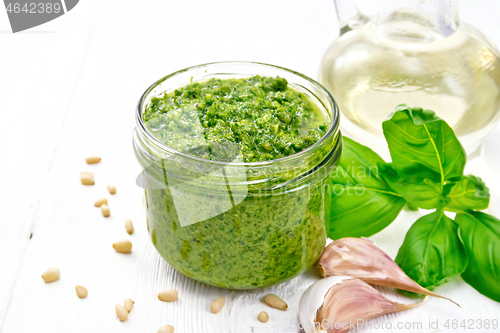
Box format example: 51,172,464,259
124,219,134,235
258,311,269,322
158,289,178,302
115,304,128,321
113,239,132,253
124,298,134,312
264,294,287,311
75,285,88,298
107,184,116,195
85,156,101,164
157,325,175,333
41,267,60,283
101,204,110,217
210,297,225,313
94,197,108,207
80,172,94,185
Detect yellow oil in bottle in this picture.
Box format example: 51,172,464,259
319,16,500,155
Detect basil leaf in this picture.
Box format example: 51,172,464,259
456,211,500,302
395,210,467,289
445,175,490,212
379,163,449,209
328,137,406,239
382,105,466,208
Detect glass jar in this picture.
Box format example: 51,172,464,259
133,62,342,289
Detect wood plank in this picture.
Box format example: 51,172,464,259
0,0,111,327
1,0,499,332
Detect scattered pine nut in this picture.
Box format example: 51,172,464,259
113,239,132,253
85,156,101,164
264,294,287,311
75,285,88,298
124,298,134,312
41,267,60,283
101,204,110,217
94,197,108,207
210,297,225,313
258,311,269,322
157,325,175,333
107,184,116,195
115,304,128,321
80,172,94,185
158,289,178,302
124,219,134,235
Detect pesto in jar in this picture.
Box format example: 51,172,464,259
145,183,328,289
141,76,333,289
144,76,329,162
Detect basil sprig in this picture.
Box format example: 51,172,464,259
328,137,405,238
328,104,499,302
395,210,467,289
456,211,500,302
445,175,490,212
382,104,466,209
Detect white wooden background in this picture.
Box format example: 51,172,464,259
1,1,500,332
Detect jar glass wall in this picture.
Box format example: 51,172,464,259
133,62,342,289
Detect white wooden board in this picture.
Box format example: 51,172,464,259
1,1,499,332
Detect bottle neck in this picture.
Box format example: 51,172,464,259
375,0,459,41
333,0,369,35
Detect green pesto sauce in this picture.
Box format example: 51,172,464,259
145,182,328,289
144,76,328,162
141,76,331,289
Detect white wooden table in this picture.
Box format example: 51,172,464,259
1,1,500,332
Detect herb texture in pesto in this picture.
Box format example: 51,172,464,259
145,184,328,289
141,76,333,289
144,76,328,162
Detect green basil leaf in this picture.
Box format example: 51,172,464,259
395,210,467,289
456,211,500,302
379,163,449,209
382,105,466,208
328,137,406,239
445,175,490,212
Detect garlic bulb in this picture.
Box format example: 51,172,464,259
299,276,424,333
317,238,458,306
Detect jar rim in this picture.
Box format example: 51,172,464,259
136,61,340,167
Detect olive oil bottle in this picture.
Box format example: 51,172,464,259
319,0,500,155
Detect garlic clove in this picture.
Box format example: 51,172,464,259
299,276,424,333
299,276,352,333
317,238,459,306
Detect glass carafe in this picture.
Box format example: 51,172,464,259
319,0,500,156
